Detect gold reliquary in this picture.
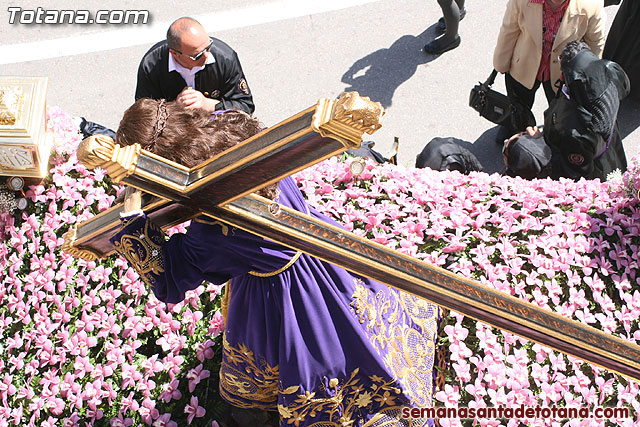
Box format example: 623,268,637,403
0,76,53,179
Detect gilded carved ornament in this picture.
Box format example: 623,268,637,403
76,135,141,183
0,86,24,125
61,226,100,261
312,92,384,149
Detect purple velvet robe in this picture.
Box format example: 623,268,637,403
111,177,438,426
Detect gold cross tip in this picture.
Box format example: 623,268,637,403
77,134,117,169
76,135,140,182
334,92,385,133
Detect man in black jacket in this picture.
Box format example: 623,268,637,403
135,17,254,114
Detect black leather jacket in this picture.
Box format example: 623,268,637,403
544,49,630,180
135,37,254,114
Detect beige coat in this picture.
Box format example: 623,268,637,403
493,0,605,91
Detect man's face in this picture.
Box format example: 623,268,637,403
170,26,211,70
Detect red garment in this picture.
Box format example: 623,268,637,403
531,0,570,81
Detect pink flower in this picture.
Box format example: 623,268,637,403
449,341,472,361
160,379,182,403
162,354,185,379
182,308,204,336
0,374,17,396
208,310,225,337
206,283,225,300
120,392,139,412
444,323,469,342
452,360,471,382
187,364,211,393
45,397,65,415
88,265,112,284
156,333,186,353
123,315,146,339
121,363,143,389
434,384,460,407
142,355,164,377
196,340,216,362
184,396,206,424
139,398,159,424
110,413,134,427
153,413,178,427
158,311,181,332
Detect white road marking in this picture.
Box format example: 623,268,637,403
0,0,379,65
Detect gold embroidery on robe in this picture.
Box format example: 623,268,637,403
192,218,231,236
219,334,280,410
248,251,303,277
350,280,438,408
278,369,428,427
221,334,430,426
218,278,436,426
112,219,165,288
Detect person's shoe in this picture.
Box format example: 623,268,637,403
79,118,117,140
436,8,467,33
424,36,461,55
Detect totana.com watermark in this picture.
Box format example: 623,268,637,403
7,7,149,24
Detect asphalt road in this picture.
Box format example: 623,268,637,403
1,0,638,172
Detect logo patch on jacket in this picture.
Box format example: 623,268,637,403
568,153,584,165
238,78,249,95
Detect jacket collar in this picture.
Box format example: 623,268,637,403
168,50,215,74
554,1,586,49
524,1,583,52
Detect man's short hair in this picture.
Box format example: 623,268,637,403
560,40,590,68
166,17,200,50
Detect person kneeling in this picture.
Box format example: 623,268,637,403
503,41,630,181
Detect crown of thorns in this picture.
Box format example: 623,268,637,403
150,100,169,147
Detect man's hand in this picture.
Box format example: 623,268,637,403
123,186,142,215
176,87,219,112
525,126,543,138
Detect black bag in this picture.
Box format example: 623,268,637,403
415,137,484,174
469,70,535,134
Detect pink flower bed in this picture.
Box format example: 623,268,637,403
294,156,640,427
0,108,224,427
1,107,639,426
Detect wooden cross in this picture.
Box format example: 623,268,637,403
63,92,640,382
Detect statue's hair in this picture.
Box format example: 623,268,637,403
116,98,277,198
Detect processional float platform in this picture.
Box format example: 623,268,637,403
0,76,53,179
63,92,640,383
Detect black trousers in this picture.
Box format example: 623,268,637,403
504,73,556,131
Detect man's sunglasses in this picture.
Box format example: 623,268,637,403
173,40,213,61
